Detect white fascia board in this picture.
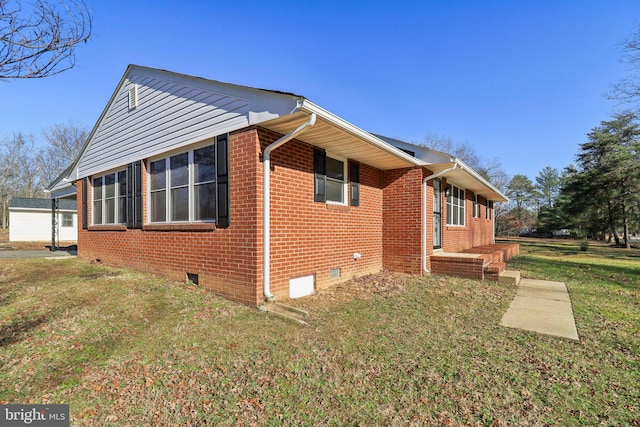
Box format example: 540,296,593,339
453,157,509,202
297,99,424,167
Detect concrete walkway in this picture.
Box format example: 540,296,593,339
0,249,77,259
500,278,579,341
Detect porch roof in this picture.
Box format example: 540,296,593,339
427,159,509,202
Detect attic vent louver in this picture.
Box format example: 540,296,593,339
128,85,138,110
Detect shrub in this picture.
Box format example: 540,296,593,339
580,238,589,252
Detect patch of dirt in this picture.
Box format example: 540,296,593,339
292,270,410,311
80,271,121,280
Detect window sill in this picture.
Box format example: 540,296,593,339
325,203,350,212
88,225,127,231
143,223,216,232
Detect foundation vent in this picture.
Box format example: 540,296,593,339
187,272,199,286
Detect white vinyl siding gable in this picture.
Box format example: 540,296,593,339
78,73,249,178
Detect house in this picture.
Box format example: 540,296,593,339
49,65,515,306
9,197,77,242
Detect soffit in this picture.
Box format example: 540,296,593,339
260,112,421,170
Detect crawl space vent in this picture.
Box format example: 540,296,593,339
128,85,138,110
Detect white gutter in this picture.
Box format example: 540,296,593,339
421,163,458,274
263,113,317,300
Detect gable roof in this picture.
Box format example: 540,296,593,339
54,65,507,201
9,197,76,211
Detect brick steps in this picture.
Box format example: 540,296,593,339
484,262,505,281
431,243,520,282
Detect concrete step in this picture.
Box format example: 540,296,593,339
499,270,521,285
260,302,309,325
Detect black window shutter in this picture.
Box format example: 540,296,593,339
314,148,326,202
350,162,360,207
126,163,134,228
126,161,143,229
82,177,88,229
134,161,143,228
216,134,230,228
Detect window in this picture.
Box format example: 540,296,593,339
446,184,466,226
486,200,493,220
473,194,480,218
314,148,359,206
61,213,73,228
149,135,228,225
193,145,216,220
325,156,346,204
93,170,127,225
150,158,167,222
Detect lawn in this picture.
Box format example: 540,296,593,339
0,240,638,426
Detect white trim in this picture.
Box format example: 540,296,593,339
446,183,466,227
325,152,348,206
91,169,127,226
473,193,480,218
147,142,217,224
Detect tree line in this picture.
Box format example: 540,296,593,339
0,123,87,229
496,25,640,248
498,111,640,248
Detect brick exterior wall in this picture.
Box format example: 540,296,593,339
440,178,496,254
260,128,385,298
77,126,387,305
382,167,424,274
76,125,500,306
77,128,264,306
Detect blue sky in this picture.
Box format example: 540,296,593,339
1,0,639,181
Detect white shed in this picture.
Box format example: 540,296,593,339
9,197,77,242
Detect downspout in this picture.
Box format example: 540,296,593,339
421,161,458,274
263,113,317,300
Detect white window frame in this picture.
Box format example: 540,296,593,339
92,169,127,225
473,193,480,218
148,142,216,224
325,153,348,205
446,183,466,226
61,213,73,228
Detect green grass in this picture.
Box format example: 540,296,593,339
0,243,638,426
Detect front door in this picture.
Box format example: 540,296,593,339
433,179,442,250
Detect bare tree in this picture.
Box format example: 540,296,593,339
37,121,87,187
0,0,92,79
610,24,640,107
0,132,40,228
423,133,509,192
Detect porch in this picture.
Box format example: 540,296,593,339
430,243,520,282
